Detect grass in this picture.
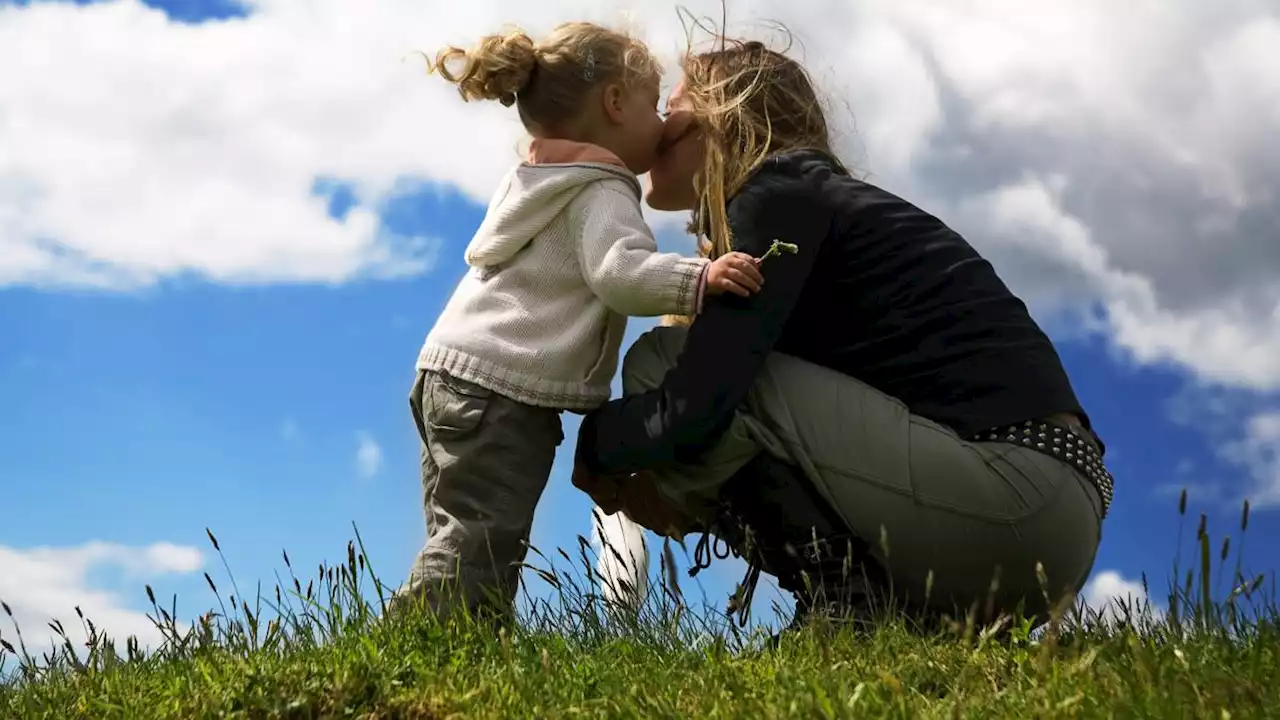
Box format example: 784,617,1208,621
1,492,1276,718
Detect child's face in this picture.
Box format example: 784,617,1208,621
605,76,665,175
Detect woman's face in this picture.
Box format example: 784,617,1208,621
645,79,703,212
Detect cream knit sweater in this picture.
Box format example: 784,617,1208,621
417,161,709,411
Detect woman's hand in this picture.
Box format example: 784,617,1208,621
573,460,699,539
612,472,700,539
705,251,765,298
571,457,623,514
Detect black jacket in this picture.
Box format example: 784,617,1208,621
577,149,1090,475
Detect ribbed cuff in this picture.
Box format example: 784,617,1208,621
694,264,710,314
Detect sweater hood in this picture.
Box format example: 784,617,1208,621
464,146,640,269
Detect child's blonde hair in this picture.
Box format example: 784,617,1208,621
429,22,661,135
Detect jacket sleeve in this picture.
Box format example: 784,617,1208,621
575,182,709,318
576,168,834,475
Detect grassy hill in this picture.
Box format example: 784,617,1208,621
2,498,1276,718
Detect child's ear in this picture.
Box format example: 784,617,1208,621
601,83,628,126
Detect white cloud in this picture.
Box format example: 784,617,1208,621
869,1,1280,392
1222,411,1280,508
355,432,383,480
1,0,1276,391
1081,569,1161,625
280,418,300,441
958,176,1280,390
0,541,203,660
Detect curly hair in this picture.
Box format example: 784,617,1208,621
428,22,660,135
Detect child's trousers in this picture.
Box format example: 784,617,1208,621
393,370,563,621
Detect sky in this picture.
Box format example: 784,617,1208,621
1,0,1278,655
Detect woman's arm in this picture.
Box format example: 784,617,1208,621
576,166,835,475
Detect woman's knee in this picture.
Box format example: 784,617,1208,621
621,325,690,394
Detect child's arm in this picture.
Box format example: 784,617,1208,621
573,182,709,318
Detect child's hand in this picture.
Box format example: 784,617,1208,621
705,251,764,298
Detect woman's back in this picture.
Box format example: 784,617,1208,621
748,150,1088,438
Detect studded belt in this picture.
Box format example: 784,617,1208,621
968,419,1115,518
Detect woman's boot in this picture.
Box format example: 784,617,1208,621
707,452,884,634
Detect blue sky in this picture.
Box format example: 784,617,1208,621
2,0,1277,651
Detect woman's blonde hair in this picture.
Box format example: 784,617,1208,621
679,28,843,259
428,22,660,135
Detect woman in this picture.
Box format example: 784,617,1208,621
572,39,1113,632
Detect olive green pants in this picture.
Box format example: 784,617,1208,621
392,370,563,621
622,326,1104,618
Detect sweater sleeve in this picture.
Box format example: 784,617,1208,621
576,166,834,474
574,182,709,318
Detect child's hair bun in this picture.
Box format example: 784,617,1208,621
432,30,538,107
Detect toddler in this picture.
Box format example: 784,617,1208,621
395,21,763,621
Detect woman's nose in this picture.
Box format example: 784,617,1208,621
657,113,696,154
